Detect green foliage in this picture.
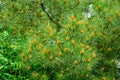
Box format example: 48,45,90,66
0,25,23,79
0,0,120,80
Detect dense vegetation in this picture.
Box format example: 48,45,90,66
0,0,120,80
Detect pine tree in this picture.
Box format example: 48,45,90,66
0,0,120,80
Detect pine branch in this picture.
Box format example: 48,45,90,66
40,3,62,29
